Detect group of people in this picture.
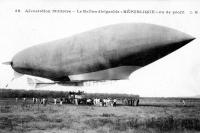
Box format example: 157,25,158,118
93,98,117,107
15,96,141,107
123,98,139,106
15,97,118,107
32,97,48,105
53,98,65,105
16,97,48,105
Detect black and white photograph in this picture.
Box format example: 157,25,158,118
0,0,200,133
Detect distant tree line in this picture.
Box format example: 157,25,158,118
0,88,139,99
0,89,67,98
85,93,139,99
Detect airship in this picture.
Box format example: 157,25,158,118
4,23,195,87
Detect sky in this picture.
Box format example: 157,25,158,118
0,0,200,97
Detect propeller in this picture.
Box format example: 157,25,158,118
2,61,12,65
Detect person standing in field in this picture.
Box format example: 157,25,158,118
54,98,57,105
32,97,35,104
182,99,185,105
75,98,78,105
93,98,97,105
35,98,38,104
15,97,18,102
60,98,63,105
44,98,47,106
42,98,45,105
113,99,117,107
23,98,26,102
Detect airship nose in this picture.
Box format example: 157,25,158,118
11,48,35,75
11,54,27,74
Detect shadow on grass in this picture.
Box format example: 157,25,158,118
138,104,197,108
84,116,200,132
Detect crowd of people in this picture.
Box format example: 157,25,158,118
92,98,117,107
15,96,139,107
15,91,140,107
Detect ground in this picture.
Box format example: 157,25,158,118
0,98,200,133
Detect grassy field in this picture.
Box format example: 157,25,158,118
0,98,200,133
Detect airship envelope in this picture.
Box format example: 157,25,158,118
9,23,195,82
